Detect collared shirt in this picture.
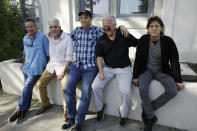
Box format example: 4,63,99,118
71,24,104,69
23,31,49,75
46,32,73,75
96,28,138,68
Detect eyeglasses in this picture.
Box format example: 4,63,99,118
102,24,115,32
102,27,112,32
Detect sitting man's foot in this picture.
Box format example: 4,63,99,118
118,111,127,126
97,103,106,121
62,118,75,129
141,104,148,125
36,104,52,115
63,110,68,122
71,123,81,131
144,116,157,131
18,110,28,122
8,110,21,122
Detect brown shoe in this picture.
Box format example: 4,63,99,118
18,110,28,121
63,110,68,122
8,110,21,122
36,104,52,115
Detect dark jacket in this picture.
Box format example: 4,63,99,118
133,34,182,83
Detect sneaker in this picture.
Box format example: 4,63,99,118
71,123,81,131
118,111,127,126
18,110,28,121
8,110,21,122
97,104,106,121
62,118,75,129
141,104,148,125
63,110,68,122
143,116,157,131
36,104,52,115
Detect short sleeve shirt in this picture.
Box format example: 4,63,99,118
22,31,49,75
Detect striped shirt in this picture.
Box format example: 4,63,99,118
71,24,104,69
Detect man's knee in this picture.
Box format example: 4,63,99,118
37,80,45,89
92,81,100,92
168,87,177,98
139,85,149,95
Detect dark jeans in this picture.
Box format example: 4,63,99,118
64,64,97,124
139,70,177,119
18,73,40,111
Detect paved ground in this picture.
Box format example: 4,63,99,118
0,89,186,131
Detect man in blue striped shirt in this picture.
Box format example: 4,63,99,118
62,10,128,131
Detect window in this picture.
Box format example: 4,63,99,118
20,0,42,30
77,0,153,19
78,0,111,17
118,0,151,17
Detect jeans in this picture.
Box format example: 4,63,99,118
139,70,177,119
18,73,40,111
64,64,98,124
92,66,132,118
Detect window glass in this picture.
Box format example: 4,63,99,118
118,0,150,16
78,0,110,17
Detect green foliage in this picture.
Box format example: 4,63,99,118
0,0,25,62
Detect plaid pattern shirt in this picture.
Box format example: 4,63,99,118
71,24,104,69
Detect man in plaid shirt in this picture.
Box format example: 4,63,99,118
62,10,128,131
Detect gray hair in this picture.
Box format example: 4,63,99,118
102,15,116,25
48,18,60,26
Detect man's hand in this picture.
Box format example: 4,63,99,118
132,79,139,87
99,71,106,80
119,25,129,37
176,83,184,91
57,72,64,80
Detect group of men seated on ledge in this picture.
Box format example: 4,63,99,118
8,10,184,131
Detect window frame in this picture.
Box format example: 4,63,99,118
117,0,153,18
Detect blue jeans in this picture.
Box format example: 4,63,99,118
18,73,40,111
64,64,98,124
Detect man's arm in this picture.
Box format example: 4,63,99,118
97,57,106,80
119,25,129,37
126,33,139,47
57,61,71,80
169,38,184,90
57,35,73,80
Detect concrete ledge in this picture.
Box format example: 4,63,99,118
0,60,197,131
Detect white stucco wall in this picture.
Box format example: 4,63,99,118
40,0,73,34
161,0,197,63
39,0,197,63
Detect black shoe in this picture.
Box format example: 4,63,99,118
144,116,157,131
141,104,148,125
18,110,28,122
8,110,21,122
118,111,127,126
62,118,75,129
71,123,81,131
97,104,106,121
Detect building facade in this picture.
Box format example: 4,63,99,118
38,0,197,63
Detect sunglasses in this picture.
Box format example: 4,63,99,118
102,27,112,32
25,39,34,47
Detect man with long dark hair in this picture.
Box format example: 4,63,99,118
133,16,184,131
